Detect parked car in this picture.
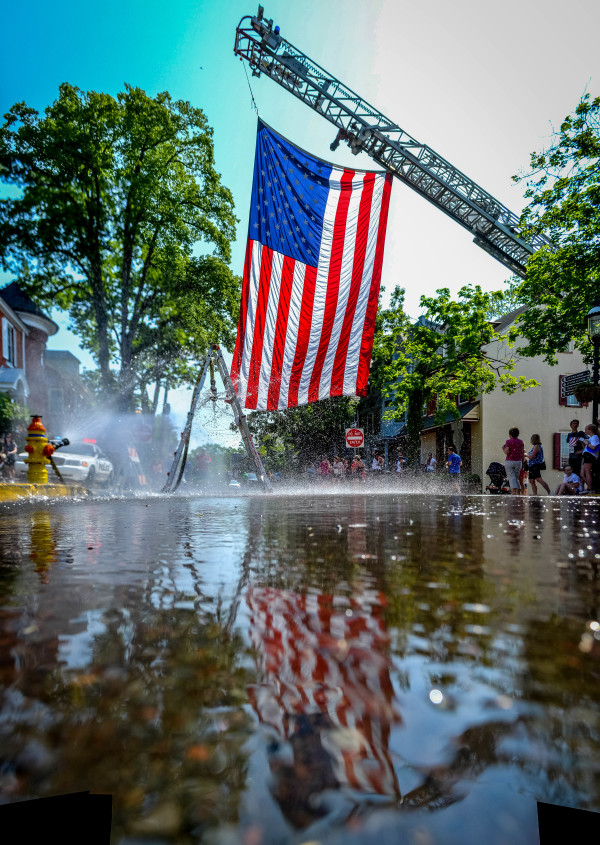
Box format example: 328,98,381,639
15,442,114,486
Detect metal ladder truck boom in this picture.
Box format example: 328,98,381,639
235,7,554,278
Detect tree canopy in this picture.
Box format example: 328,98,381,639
510,94,600,362
247,395,359,472
374,285,536,465
0,83,239,409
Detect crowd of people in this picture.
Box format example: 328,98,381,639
501,419,600,495
305,449,447,483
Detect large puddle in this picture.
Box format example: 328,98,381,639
0,493,599,843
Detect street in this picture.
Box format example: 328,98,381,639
0,491,599,843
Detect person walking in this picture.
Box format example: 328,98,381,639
528,434,551,495
425,452,437,473
580,423,600,493
446,445,462,492
502,427,525,495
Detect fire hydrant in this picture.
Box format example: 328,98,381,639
24,415,55,485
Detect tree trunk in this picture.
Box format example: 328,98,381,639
117,359,137,412
151,378,162,415
405,389,424,472
140,382,151,414
90,264,112,396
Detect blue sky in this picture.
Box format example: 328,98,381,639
2,0,599,443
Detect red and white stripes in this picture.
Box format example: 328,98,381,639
231,165,392,411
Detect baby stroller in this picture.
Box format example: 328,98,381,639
485,461,511,494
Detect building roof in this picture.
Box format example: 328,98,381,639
0,282,58,335
491,305,528,334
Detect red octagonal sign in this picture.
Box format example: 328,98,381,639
345,427,364,448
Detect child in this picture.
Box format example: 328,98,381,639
446,446,462,492
554,465,582,495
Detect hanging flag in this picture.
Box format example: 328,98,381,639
231,120,392,411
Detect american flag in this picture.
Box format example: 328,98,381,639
246,586,401,798
230,121,393,411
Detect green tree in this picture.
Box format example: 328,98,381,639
510,94,600,362
0,83,238,409
247,396,358,471
375,286,536,466
0,394,30,436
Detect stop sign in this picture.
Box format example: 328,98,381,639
345,427,364,448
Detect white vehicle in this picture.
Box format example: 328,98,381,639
15,441,114,486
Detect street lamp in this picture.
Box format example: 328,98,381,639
586,303,600,424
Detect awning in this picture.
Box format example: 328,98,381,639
0,367,28,399
420,401,480,432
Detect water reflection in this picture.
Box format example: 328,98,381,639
0,495,598,844
247,584,400,826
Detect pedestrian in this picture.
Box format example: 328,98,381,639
554,464,582,495
372,453,381,472
567,419,585,468
425,452,436,473
570,440,584,477
518,459,528,495
319,455,332,479
527,434,550,495
2,432,17,481
446,445,462,491
351,453,365,481
332,455,344,481
580,423,600,493
502,426,525,495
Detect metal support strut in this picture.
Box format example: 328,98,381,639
162,345,272,493
234,7,555,277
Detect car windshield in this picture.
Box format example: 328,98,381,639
57,443,96,457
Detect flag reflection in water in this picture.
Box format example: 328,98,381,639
246,585,401,825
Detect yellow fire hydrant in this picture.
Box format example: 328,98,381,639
24,415,55,485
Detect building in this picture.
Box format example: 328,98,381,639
0,292,29,404
381,308,591,489
0,282,89,435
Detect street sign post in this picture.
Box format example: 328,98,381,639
561,370,591,398
345,427,364,449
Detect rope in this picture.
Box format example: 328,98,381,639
243,62,259,115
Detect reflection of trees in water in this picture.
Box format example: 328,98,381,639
0,503,255,842
518,615,600,809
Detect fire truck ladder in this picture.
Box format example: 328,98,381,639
235,7,554,278
162,344,272,493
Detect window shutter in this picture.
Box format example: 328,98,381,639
553,433,562,470
559,376,567,406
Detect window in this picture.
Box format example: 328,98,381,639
553,432,572,470
2,319,17,366
425,395,437,416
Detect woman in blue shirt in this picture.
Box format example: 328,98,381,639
528,434,550,495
